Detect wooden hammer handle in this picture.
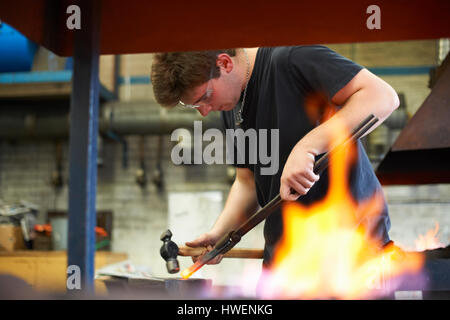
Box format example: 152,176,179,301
178,246,263,259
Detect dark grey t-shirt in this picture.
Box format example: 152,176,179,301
221,46,391,266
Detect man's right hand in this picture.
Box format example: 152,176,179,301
185,231,224,265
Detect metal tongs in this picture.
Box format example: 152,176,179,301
181,114,379,278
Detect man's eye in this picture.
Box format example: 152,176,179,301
205,91,212,102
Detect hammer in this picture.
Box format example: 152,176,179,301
160,229,263,274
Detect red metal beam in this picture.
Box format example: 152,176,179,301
1,0,449,56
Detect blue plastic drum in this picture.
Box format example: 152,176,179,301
0,22,38,72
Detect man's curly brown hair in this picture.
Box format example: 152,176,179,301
151,49,236,107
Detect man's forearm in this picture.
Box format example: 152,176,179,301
299,70,399,156
211,169,259,236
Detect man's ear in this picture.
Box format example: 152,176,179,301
216,53,234,74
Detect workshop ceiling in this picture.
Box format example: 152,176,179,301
0,0,449,56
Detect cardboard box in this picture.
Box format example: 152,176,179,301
0,225,26,252
33,234,52,251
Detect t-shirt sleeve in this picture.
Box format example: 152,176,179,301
288,46,364,100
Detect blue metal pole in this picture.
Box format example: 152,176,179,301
67,0,101,294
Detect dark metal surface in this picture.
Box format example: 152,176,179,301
164,278,212,297
102,277,212,299
67,0,101,293
376,149,450,185
392,259,450,295
377,54,450,185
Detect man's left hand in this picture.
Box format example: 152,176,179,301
280,143,320,201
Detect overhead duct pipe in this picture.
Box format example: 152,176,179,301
0,102,222,140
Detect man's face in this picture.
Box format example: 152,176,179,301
180,62,242,116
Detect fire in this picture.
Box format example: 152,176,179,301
415,222,444,251
258,121,424,299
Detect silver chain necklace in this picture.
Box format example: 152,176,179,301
235,49,250,126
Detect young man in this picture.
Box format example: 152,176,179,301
151,46,399,267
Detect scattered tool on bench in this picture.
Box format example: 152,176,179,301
160,229,264,274
179,114,379,279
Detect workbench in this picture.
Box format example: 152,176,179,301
0,250,127,294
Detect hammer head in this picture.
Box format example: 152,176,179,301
160,229,180,274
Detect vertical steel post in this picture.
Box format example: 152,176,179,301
67,0,101,294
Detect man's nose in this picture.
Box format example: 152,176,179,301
197,105,212,117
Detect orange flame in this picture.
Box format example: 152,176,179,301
415,222,444,251
258,120,424,299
